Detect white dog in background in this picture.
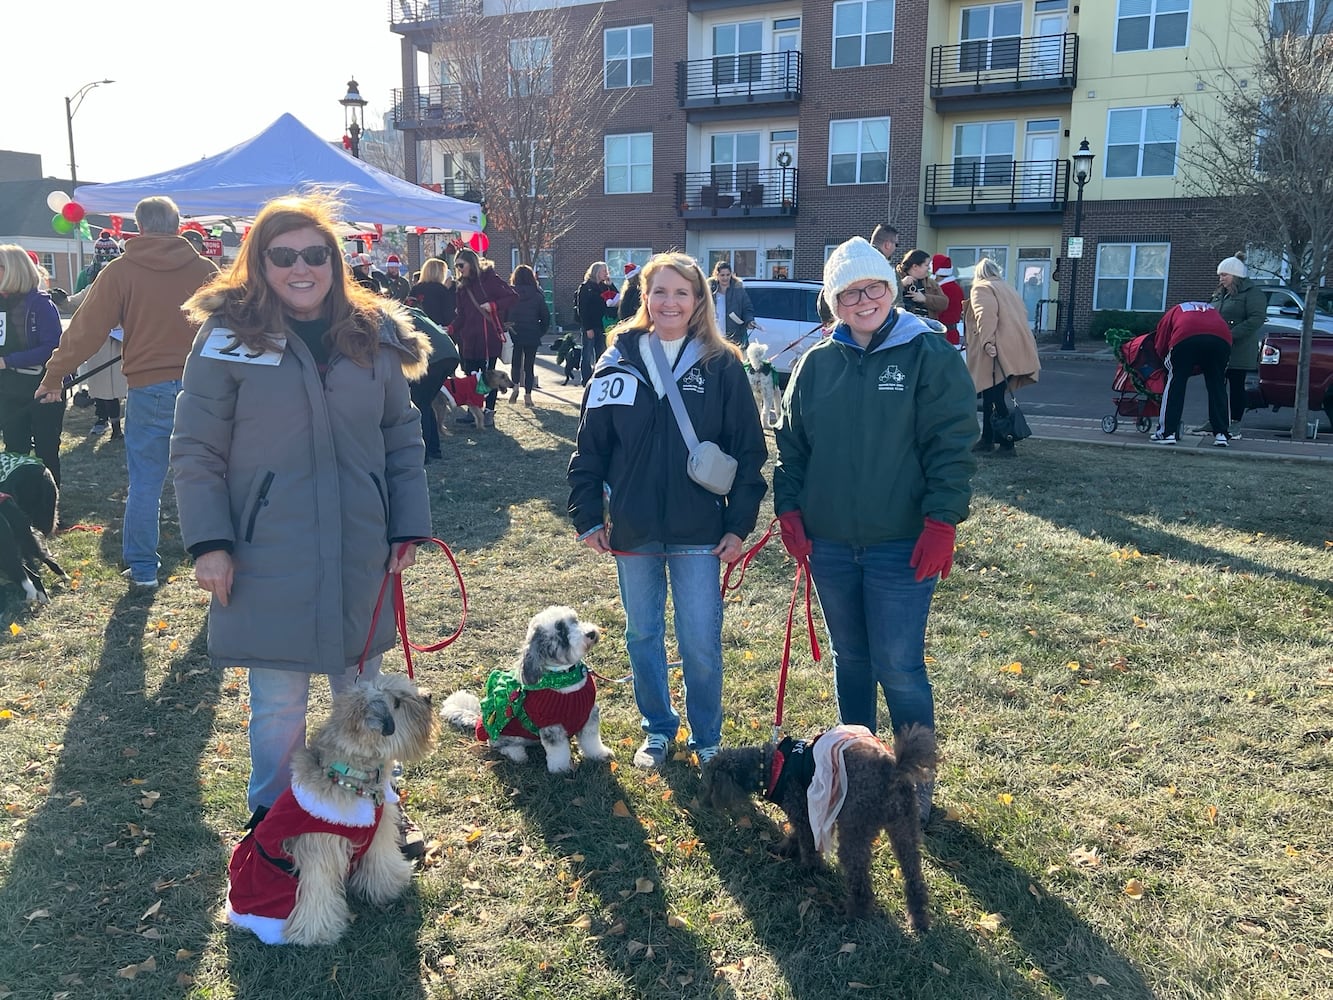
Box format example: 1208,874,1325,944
745,342,779,428
442,606,611,773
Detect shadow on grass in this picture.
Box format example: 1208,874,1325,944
0,595,224,997
472,759,744,1000
927,821,1157,998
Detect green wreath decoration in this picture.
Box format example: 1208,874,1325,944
776,151,793,168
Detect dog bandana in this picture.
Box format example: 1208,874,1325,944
477,663,597,743
0,453,43,481
807,725,881,855
226,778,391,944
765,733,821,803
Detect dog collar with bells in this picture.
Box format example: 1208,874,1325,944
326,761,384,804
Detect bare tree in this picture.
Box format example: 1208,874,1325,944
427,1,629,268
1178,0,1333,438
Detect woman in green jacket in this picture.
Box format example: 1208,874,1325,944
1209,256,1266,435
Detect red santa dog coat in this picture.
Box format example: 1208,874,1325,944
226,779,393,944
441,372,490,409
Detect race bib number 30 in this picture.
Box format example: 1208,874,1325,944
586,372,638,409
0,312,7,347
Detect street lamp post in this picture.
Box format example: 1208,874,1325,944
66,78,114,275
340,78,368,159
1060,138,1096,352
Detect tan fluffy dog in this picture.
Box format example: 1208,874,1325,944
226,673,439,945
432,369,516,430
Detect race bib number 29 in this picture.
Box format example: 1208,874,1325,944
586,372,638,409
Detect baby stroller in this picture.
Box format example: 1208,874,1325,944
1102,330,1165,434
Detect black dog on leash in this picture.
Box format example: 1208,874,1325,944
0,456,66,603
552,332,584,385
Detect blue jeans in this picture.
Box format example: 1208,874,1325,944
808,537,937,735
615,545,724,750
246,656,382,810
124,380,181,583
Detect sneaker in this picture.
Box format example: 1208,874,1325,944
1214,433,1229,448
1150,431,1176,445
696,745,721,767
120,568,158,589
90,420,109,435
633,733,670,769
1228,423,1243,440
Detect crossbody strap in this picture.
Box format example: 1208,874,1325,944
646,335,701,452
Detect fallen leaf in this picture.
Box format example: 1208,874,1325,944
838,942,856,954
1087,974,1109,987
707,912,726,925
977,912,1005,934
634,877,654,894
667,914,689,929
175,949,196,960
567,914,592,930
25,908,50,921
612,800,631,818
1206,804,1219,824
141,899,163,921
932,962,950,975
1000,661,1023,675
848,983,873,990
626,940,646,956
997,793,1014,806
1123,879,1145,900
9,623,22,636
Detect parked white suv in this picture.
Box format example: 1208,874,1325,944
742,280,827,382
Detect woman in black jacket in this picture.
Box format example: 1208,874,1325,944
575,261,618,385
408,257,458,460
506,265,550,407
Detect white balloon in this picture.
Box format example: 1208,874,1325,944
46,191,71,212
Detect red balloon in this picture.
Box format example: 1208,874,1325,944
468,231,489,253
61,202,86,223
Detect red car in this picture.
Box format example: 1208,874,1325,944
1248,315,1333,425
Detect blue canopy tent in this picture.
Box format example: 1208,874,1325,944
73,113,481,230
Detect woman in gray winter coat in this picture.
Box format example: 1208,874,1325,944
171,195,432,818
1209,255,1267,433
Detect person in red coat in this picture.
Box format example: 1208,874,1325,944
1150,302,1233,447
450,247,517,427
931,254,966,348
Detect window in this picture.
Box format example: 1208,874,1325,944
948,247,1011,290
710,131,761,191
606,248,652,280
1116,0,1189,51
36,252,56,278
960,3,1022,72
713,20,764,86
605,133,653,194
1106,107,1178,177
833,0,894,68
508,37,552,97
512,141,553,196
604,25,652,88
706,249,758,278
952,121,1015,187
1094,243,1170,310
829,118,889,185
1272,0,1333,35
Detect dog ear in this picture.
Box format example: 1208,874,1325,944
519,642,544,686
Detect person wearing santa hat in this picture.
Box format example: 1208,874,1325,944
382,255,411,302
931,254,966,350
617,261,643,321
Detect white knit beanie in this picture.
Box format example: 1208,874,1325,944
822,237,898,312
1216,256,1248,278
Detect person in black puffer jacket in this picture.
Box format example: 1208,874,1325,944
408,257,459,460
575,261,618,385
506,265,550,407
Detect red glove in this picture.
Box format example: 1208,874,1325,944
777,511,812,561
910,518,956,582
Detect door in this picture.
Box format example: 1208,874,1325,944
770,129,798,207
1031,11,1068,78
1023,120,1060,199
773,15,801,91
1018,256,1052,330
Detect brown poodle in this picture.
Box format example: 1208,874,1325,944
701,725,936,931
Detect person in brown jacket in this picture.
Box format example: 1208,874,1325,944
36,196,218,587
964,257,1040,456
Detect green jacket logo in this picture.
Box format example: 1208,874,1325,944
878,365,906,392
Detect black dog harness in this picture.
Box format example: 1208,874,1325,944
765,733,821,802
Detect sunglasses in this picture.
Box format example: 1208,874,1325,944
263,245,333,268
835,280,891,307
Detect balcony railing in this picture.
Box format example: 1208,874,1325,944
924,160,1069,218
930,33,1077,100
392,85,468,130
675,168,798,218
676,51,802,109
388,0,480,31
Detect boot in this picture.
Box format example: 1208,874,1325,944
523,392,534,408
508,387,519,403
109,420,123,440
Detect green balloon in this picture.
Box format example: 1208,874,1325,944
51,214,74,234
479,212,487,231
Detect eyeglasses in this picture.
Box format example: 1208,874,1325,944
263,245,333,268
835,281,891,307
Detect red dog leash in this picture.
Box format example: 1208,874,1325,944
722,518,822,743
357,537,467,679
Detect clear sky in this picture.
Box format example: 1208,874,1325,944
9,1,407,186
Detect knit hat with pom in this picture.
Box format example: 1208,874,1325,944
821,237,898,313
1216,256,1248,278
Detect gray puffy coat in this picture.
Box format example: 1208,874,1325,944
170,310,432,675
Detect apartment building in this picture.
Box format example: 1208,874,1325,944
388,0,1282,334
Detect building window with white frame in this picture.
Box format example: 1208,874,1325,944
828,118,889,185
604,25,652,89
512,141,553,196
1094,242,1170,311
952,121,1016,187
1115,0,1190,52
947,246,1011,289
508,37,553,97
833,0,894,68
706,248,759,278
1105,107,1179,177
1271,0,1333,35
960,2,1023,72
604,133,653,194
605,248,653,281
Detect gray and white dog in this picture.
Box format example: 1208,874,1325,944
442,606,612,773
